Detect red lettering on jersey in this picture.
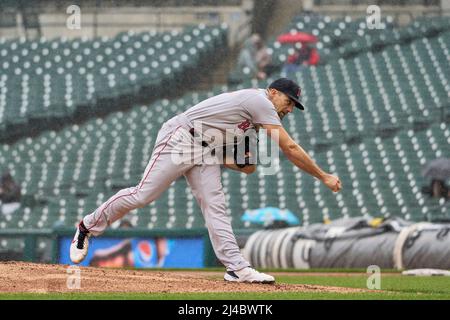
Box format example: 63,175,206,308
238,119,251,131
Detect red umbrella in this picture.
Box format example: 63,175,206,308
277,32,318,44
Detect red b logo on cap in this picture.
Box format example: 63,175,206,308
297,88,301,97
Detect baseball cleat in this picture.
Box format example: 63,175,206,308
70,220,91,264
224,267,275,284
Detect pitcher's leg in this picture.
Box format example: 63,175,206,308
84,126,191,236
185,165,250,271
83,185,155,236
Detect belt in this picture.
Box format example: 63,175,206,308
189,128,209,147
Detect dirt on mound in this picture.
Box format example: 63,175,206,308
0,261,368,294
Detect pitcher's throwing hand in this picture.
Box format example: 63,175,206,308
322,174,342,193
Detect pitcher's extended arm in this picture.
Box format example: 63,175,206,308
262,124,342,192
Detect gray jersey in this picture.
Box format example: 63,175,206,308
79,89,278,272
183,89,281,147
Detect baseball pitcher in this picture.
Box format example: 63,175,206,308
70,78,342,283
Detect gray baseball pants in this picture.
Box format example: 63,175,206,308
82,114,250,271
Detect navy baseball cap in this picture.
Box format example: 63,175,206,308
268,78,305,110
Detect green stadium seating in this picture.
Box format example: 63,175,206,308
0,17,449,256
229,15,450,84
0,24,229,140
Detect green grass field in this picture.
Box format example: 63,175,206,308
1,271,450,300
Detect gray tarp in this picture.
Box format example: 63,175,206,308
308,232,398,269
402,228,450,269
243,217,450,269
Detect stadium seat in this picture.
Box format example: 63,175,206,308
0,24,229,140
0,16,448,247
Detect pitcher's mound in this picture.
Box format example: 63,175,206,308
0,261,367,294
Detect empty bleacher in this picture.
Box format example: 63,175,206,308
0,15,449,256
0,24,228,140
229,13,450,84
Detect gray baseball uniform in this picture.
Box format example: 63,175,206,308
82,88,281,271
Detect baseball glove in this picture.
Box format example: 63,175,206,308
231,130,258,168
